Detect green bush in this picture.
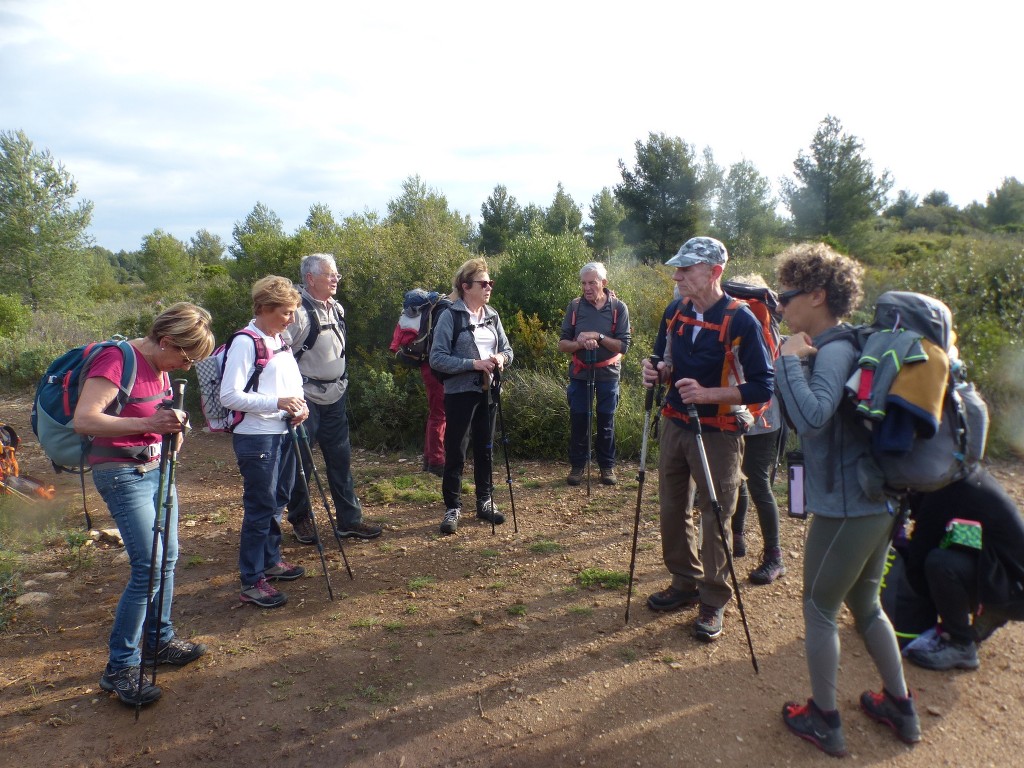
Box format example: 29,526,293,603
0,294,31,339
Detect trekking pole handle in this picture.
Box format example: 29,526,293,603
171,378,187,410
645,355,662,411
686,403,701,435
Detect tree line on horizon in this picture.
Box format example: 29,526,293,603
1,117,1023,458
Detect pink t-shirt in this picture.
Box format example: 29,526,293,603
86,345,169,465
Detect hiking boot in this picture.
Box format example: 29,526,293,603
732,531,747,558
265,561,305,582
100,664,162,707
240,577,288,608
440,508,461,535
906,635,980,671
646,585,700,612
860,689,922,744
783,698,847,757
292,517,318,545
143,636,207,667
336,522,383,540
750,547,786,584
693,603,724,642
599,466,617,485
476,499,506,525
566,466,585,486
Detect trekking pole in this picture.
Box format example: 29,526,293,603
137,378,186,720
492,368,517,533
285,419,334,600
297,424,354,580
585,348,596,496
769,420,788,486
625,355,662,624
686,403,759,674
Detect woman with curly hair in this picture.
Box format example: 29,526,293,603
774,243,920,756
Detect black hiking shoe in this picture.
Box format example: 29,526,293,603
336,522,383,540
693,603,724,642
566,466,585,486
142,636,207,667
292,517,318,545
732,531,747,558
750,547,786,584
646,585,700,612
860,689,922,744
100,664,162,707
476,499,506,525
783,698,847,757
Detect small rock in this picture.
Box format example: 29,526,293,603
16,591,51,607
95,528,124,546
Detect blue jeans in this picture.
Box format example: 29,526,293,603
567,378,619,468
93,463,176,669
234,432,295,586
287,393,362,529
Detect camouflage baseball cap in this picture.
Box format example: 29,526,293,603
665,237,729,268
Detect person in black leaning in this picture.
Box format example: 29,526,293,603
902,467,1024,671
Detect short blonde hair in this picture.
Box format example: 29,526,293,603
148,302,215,361
252,275,301,316
453,257,489,299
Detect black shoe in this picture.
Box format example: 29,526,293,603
336,522,383,540
646,585,700,612
566,466,585,486
440,508,460,535
292,517,318,545
860,689,922,744
100,664,162,707
476,499,506,525
142,636,207,667
693,603,724,642
265,560,306,582
783,698,847,757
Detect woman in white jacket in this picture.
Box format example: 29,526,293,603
221,275,309,609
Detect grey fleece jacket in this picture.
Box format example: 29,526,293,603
774,325,890,519
428,299,513,395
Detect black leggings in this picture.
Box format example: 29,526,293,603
442,390,496,511
924,547,978,644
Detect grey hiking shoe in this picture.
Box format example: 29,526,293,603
440,508,460,535
100,664,162,707
336,522,383,540
783,698,847,757
906,635,980,671
693,603,724,642
476,499,506,525
599,466,617,485
240,577,288,608
860,689,922,744
265,561,305,582
142,636,207,667
566,466,585,486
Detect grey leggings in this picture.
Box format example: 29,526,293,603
803,513,909,711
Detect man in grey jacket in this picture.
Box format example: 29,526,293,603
286,253,382,543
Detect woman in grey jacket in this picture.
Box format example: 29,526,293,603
773,243,920,757
428,258,513,536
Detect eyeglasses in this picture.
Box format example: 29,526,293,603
472,280,495,289
320,272,340,282
177,346,196,365
778,288,807,307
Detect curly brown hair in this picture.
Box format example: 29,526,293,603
776,243,864,319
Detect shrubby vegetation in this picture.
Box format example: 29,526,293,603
2,123,1023,459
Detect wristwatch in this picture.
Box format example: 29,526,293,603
598,334,605,343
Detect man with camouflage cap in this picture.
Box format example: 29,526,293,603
641,236,775,642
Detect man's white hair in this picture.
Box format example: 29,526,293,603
580,261,607,281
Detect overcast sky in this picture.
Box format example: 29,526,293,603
2,0,1021,254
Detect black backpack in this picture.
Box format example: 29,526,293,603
294,294,346,363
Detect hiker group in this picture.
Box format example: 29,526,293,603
30,238,1024,757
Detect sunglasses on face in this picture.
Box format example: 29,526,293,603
472,280,495,289
778,288,807,307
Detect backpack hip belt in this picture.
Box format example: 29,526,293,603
661,402,745,433
571,352,622,376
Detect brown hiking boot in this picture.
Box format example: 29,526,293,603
566,466,585,486
599,466,617,485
